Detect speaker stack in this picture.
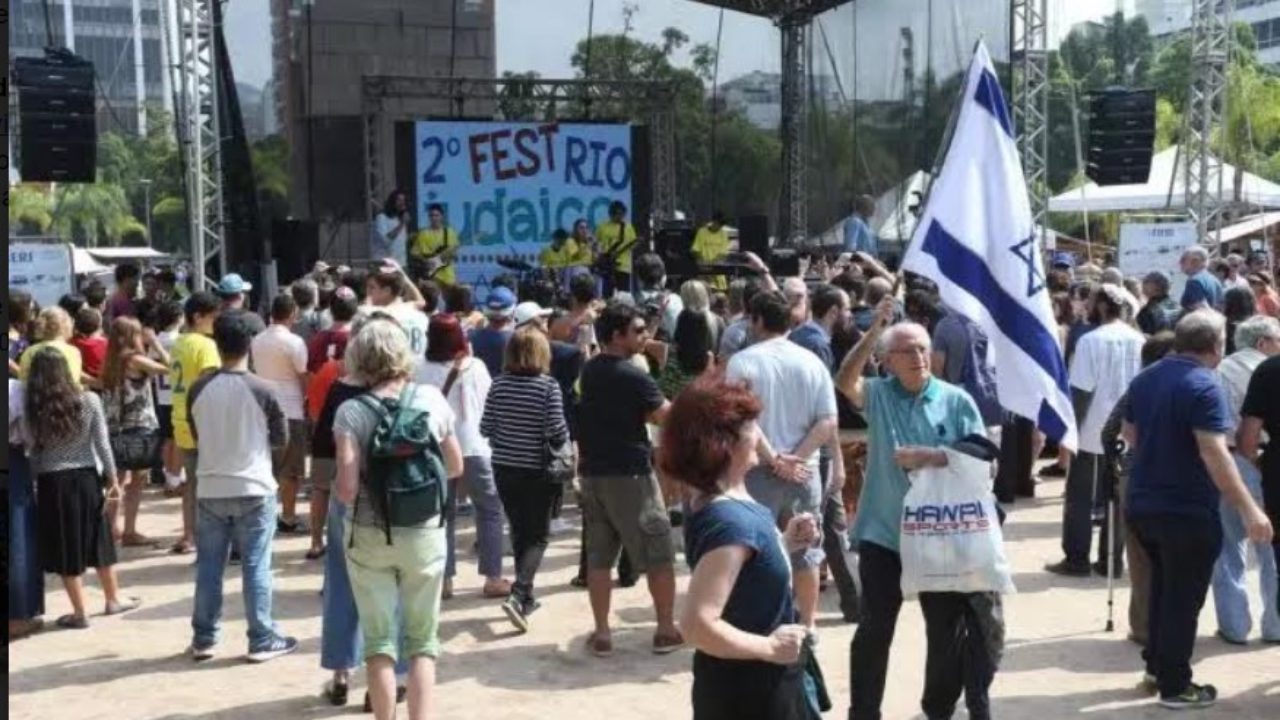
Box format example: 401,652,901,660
1086,89,1155,187
14,50,98,183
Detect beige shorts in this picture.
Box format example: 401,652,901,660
311,457,336,492
272,420,311,480
581,472,674,574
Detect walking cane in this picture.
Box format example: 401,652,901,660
1105,493,1116,633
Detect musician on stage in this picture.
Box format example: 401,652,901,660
571,218,596,257
410,202,461,285
691,210,732,291
373,188,411,266
540,228,593,271
594,200,639,297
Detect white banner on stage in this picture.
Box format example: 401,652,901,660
1117,222,1197,301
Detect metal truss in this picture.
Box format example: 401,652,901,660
174,0,224,287
1185,0,1232,247
1012,0,1049,241
778,18,809,244
361,76,677,224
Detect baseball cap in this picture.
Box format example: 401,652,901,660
514,301,553,327
216,273,253,296
484,286,517,315
312,260,331,275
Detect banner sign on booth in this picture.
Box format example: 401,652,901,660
414,120,632,289
1117,222,1197,302
9,243,75,309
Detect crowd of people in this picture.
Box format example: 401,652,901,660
7,237,1280,719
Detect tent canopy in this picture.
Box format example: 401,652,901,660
1048,146,1280,213
874,170,931,242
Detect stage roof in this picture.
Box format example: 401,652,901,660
686,1,853,20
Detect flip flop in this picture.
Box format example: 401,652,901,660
55,614,89,630
170,541,193,555
10,618,45,639
305,546,327,560
122,534,156,548
104,597,142,616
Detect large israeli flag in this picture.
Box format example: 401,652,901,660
902,42,1077,450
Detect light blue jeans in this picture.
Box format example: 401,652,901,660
320,500,408,672
1211,454,1280,642
192,496,279,651
446,455,506,579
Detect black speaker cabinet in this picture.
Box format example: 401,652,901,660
16,51,97,183
738,214,770,258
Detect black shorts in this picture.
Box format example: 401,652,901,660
156,405,174,441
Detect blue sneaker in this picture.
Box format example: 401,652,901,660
1159,683,1217,710
246,635,299,663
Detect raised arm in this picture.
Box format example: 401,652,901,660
835,296,895,408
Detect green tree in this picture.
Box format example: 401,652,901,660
51,182,146,247
8,184,54,235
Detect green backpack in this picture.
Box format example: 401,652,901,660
351,385,447,546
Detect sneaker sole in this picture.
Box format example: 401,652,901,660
246,645,298,663
190,648,216,662
1158,699,1217,710
501,603,529,634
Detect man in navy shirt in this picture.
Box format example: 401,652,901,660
1179,246,1225,312
469,287,516,378
1123,310,1273,709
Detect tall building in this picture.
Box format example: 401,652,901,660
720,71,845,130
1137,0,1280,67
271,0,496,255
9,0,168,137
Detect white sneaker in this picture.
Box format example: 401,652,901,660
188,641,218,661
165,470,186,490
549,518,571,535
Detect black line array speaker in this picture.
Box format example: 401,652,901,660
654,220,696,280
14,50,97,182
738,214,770,258
307,116,366,220
1086,89,1155,186
272,219,320,285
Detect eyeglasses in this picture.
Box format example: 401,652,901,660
888,345,929,357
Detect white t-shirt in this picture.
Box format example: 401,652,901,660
374,213,408,267
362,301,431,375
250,324,309,421
417,357,491,458
153,329,179,407
725,336,838,469
1069,320,1145,455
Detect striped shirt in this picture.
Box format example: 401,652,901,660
480,374,568,470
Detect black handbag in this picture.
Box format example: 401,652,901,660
108,381,160,471
543,379,575,484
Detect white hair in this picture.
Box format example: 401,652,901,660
875,322,931,359
1182,246,1209,263
1174,309,1226,355
1235,314,1280,351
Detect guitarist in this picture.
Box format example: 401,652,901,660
594,200,639,298
410,202,461,285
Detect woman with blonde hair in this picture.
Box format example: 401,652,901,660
334,319,462,720
19,306,84,385
480,327,569,632
100,316,172,546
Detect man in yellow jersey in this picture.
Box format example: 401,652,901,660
691,211,732,291
169,291,223,555
540,227,594,283
410,202,460,285
595,200,638,298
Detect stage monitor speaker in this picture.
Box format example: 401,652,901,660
15,50,97,183
306,116,366,220
738,214,770,259
768,247,801,278
272,219,320,284
1086,89,1155,186
654,221,696,279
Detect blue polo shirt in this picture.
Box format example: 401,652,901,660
1181,269,1224,311
853,376,985,553
1124,355,1231,520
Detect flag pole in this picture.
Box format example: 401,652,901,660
913,38,986,243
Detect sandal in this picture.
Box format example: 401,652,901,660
324,679,349,706
170,540,194,555
482,579,513,598
55,614,89,630
10,618,45,640
586,631,614,658
305,546,327,560
104,597,142,616
122,533,156,548
363,687,407,712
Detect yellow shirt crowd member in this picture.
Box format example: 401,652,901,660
540,237,593,269
691,222,732,290
595,220,637,275
18,340,84,387
411,227,460,285
169,331,220,451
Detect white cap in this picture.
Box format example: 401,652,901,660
513,301,553,327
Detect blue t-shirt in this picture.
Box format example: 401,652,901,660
684,498,795,635
843,215,878,257
468,326,512,379
788,321,834,371
854,376,986,552
1181,269,1225,311
1124,355,1231,520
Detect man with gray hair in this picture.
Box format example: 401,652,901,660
1136,271,1180,336
1179,246,1224,312
1224,253,1251,290
836,297,993,720
1123,310,1273,708
1212,314,1280,644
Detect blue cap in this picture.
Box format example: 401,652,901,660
485,286,517,314
1051,252,1075,268
216,273,253,296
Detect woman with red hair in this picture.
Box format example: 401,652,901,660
418,313,510,600
659,378,820,719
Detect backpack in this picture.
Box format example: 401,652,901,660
350,385,448,546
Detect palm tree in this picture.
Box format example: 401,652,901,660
8,184,54,235
51,182,146,247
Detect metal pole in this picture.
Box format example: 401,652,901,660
1068,79,1093,261
142,179,154,247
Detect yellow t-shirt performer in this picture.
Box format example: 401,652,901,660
691,211,732,291
540,228,593,270
594,200,639,298
168,291,222,555
410,202,461,285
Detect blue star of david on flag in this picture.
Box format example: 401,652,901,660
1009,235,1045,298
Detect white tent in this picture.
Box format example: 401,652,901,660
1048,146,1280,213
874,170,931,243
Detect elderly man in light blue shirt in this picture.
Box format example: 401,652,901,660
835,296,991,720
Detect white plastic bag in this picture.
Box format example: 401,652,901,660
899,447,1015,596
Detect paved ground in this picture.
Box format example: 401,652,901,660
8,474,1279,720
